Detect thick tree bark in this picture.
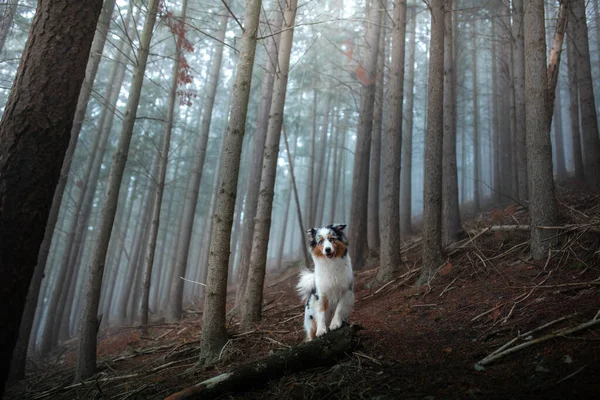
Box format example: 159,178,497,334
241,0,298,327
75,0,159,381
235,1,284,308
523,0,558,260
27,0,119,360
39,8,133,353
199,0,262,362
442,0,462,246
167,325,361,400
400,6,417,235
349,2,381,269
0,0,103,391
376,0,406,286
165,8,228,323
417,0,445,285
569,0,600,187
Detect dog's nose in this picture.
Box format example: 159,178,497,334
325,247,332,254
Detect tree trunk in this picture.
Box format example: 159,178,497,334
167,325,361,400
349,2,381,269
199,0,262,362
165,7,228,323
375,0,406,286
141,0,188,333
442,0,462,246
512,0,528,202
0,0,103,391
569,0,600,187
39,0,125,357
235,2,284,308
400,6,416,235
553,82,567,181
282,124,311,267
417,0,445,285
241,0,298,327
523,0,558,260
566,30,584,180
471,15,481,210
368,9,386,253
0,0,18,54
75,0,159,381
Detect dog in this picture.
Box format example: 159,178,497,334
296,224,354,341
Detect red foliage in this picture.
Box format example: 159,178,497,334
159,1,195,105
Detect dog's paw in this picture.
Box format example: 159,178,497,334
316,327,327,337
329,319,343,331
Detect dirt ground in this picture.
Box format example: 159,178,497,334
6,188,600,399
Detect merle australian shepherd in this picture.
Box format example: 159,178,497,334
296,224,354,341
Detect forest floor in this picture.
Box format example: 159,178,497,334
6,187,600,400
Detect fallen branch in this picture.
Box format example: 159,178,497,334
476,313,600,368
165,324,363,400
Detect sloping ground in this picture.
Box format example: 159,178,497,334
6,188,600,399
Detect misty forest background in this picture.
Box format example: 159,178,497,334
1,0,600,387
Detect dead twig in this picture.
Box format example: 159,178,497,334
476,312,600,367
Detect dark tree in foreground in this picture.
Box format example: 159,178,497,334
418,0,445,285
0,0,103,392
523,0,557,259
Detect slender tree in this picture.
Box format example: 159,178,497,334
569,0,600,187
566,29,584,180
0,0,18,54
470,14,481,210
241,0,298,327
236,0,284,308
349,2,381,269
368,4,387,253
165,6,229,323
417,0,445,285
523,0,558,260
0,0,103,391
442,0,462,245
75,0,159,381
199,0,263,362
400,6,417,235
512,0,527,202
375,0,406,286
140,0,189,332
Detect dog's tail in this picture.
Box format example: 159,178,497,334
296,268,315,303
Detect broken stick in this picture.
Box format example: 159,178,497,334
165,324,362,400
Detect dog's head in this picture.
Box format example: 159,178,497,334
306,224,349,259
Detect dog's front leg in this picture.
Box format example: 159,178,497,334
314,293,329,337
330,290,354,331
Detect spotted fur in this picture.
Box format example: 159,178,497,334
297,224,354,341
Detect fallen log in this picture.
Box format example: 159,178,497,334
165,324,362,400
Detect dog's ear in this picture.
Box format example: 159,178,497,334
306,228,316,241
331,224,347,232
